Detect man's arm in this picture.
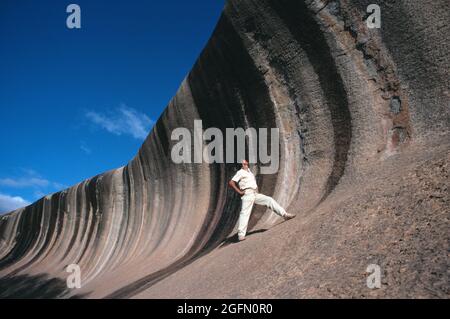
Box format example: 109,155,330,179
228,180,244,196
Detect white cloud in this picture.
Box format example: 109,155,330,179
0,170,67,191
0,170,67,214
0,193,30,214
0,177,50,188
86,105,153,140
80,142,92,155
21,168,40,176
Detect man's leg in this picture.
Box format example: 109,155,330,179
238,194,255,239
254,193,288,217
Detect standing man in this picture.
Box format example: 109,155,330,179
228,160,296,241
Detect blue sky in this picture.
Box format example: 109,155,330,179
0,0,225,214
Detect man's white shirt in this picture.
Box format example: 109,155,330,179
232,168,258,190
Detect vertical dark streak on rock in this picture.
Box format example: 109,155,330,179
271,0,352,200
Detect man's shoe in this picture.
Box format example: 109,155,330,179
283,213,296,221
238,235,246,242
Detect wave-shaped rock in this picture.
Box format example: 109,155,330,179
1,0,448,298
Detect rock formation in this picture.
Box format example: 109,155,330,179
0,0,448,298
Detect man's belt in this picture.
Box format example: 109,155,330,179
243,188,258,194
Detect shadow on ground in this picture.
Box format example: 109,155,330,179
0,274,89,299
219,229,268,249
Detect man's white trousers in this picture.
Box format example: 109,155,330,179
238,191,287,237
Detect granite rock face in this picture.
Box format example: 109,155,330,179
0,0,448,298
